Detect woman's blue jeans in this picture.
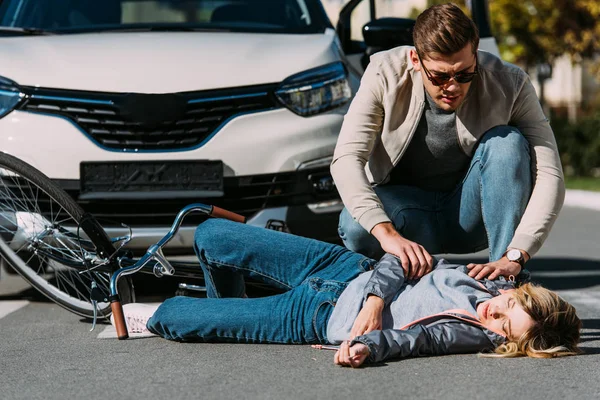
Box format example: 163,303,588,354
338,126,532,261
147,219,373,343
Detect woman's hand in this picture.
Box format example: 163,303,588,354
334,340,370,368
350,295,384,339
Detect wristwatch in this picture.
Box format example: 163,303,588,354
505,249,525,267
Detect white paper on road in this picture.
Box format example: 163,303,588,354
0,300,29,319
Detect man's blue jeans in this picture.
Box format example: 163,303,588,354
338,126,532,261
147,219,373,343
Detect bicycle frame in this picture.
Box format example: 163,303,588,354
108,203,246,340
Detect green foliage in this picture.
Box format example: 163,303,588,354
564,177,600,192
419,1,600,77
489,0,600,68
551,113,600,177
408,7,422,20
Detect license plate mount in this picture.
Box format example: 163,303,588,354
79,160,224,200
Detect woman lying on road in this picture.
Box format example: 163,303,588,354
113,219,581,367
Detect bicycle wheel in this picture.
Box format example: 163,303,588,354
0,152,128,318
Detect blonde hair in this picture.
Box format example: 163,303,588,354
481,283,581,358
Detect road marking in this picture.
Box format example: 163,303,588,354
0,300,29,319
97,325,116,339
565,189,600,211
533,270,600,278
555,289,600,305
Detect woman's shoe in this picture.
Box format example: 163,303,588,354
110,303,160,338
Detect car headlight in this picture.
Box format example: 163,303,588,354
275,62,352,117
0,77,24,119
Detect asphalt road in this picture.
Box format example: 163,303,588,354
1,205,599,400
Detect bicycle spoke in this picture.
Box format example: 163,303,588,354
10,235,35,255
56,268,89,301
0,176,21,213
23,251,37,269
0,156,114,317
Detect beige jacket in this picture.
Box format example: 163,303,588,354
331,46,564,257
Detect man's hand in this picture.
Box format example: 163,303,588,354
371,222,434,280
350,295,383,339
467,258,522,280
334,340,370,368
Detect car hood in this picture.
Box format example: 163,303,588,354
0,30,341,93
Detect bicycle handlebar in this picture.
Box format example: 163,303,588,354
110,298,129,339
108,203,246,340
212,206,246,223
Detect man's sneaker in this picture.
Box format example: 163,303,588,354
110,303,160,338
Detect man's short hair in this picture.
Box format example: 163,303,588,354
413,3,479,58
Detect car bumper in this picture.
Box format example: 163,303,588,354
0,107,345,179
0,106,347,249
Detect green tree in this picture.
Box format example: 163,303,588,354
419,0,600,76
489,0,600,71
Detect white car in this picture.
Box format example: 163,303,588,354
0,0,499,257
0,0,361,252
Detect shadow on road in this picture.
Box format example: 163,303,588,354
0,286,47,302
449,257,600,290
582,319,600,329
579,347,600,354
3,257,599,304
580,319,600,344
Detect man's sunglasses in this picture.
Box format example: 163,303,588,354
418,53,478,86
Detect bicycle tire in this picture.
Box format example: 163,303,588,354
0,152,132,318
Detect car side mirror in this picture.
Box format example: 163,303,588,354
361,18,415,68
363,18,415,48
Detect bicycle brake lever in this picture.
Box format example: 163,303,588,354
107,224,133,259
89,280,108,332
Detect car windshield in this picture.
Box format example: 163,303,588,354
0,0,330,35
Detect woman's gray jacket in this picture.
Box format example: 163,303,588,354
326,254,527,363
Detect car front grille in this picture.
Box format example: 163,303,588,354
18,85,281,151
53,167,338,227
